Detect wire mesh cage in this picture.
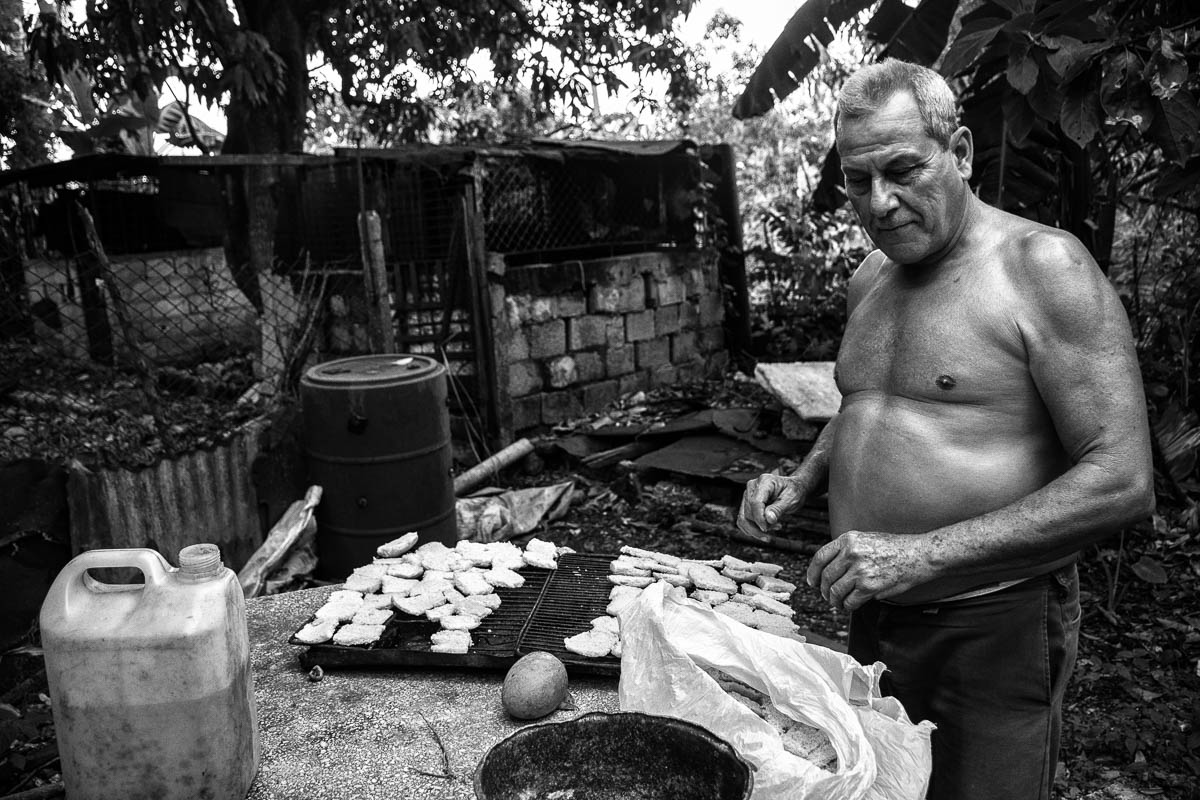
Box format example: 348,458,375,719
0,141,718,461
480,149,705,263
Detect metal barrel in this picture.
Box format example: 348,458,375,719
300,354,456,579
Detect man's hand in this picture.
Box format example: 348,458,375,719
737,473,810,541
806,531,936,612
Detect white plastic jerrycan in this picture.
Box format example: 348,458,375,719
40,544,260,800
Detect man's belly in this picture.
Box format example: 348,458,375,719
828,392,1072,601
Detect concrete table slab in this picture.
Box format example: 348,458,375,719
245,586,620,800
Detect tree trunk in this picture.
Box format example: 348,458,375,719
217,1,310,388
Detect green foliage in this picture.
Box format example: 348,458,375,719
24,0,700,155
745,202,867,361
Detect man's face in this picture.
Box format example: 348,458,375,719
836,91,972,265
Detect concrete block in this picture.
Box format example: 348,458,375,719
698,292,725,327
558,293,587,317
541,390,584,424
589,282,645,314
506,260,585,295
547,355,578,389
569,315,611,350
503,327,531,362
670,331,698,364
605,317,625,346
640,252,676,281
575,351,605,383
653,274,688,307
655,304,681,337
582,379,621,411
625,310,655,343
508,360,543,397
582,255,636,287
678,300,700,331
648,365,679,388
506,294,558,327
684,264,716,298
511,394,542,432
528,319,567,358
635,337,671,370
605,345,636,377
618,371,650,397
698,326,725,353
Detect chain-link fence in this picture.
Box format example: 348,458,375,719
0,143,713,460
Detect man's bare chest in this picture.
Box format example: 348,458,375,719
836,276,1030,403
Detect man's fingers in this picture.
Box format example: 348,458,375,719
806,539,843,595
819,555,850,602
742,475,779,530
840,585,874,613
736,515,771,542
826,572,858,610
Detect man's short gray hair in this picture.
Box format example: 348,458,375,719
835,59,961,147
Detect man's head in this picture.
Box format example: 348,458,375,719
835,59,974,265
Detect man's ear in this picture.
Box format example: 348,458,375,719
950,126,973,180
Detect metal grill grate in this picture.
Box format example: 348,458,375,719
517,553,620,674
295,553,621,676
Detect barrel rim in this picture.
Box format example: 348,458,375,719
301,354,444,386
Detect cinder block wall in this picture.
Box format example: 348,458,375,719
25,247,258,364
489,250,728,437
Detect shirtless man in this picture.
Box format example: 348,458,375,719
737,60,1154,800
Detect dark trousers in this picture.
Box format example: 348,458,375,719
848,565,1081,800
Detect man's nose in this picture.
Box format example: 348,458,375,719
869,177,900,217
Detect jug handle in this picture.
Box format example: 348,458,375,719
61,548,173,596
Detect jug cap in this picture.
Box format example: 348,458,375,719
179,543,223,581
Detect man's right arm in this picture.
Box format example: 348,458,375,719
738,414,838,537
737,248,881,539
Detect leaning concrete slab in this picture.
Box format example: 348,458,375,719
753,361,841,423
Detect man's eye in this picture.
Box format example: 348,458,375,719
844,175,868,188
888,166,917,181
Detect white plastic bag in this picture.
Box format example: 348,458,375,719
617,583,934,800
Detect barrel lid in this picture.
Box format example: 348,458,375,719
302,355,444,386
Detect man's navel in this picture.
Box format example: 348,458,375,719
936,374,957,390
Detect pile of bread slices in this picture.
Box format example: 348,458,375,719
294,533,569,654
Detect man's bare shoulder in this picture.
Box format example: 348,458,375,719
847,249,888,310
988,210,1100,288
986,210,1127,340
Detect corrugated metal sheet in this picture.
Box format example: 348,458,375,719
67,418,267,571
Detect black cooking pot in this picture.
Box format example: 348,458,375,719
474,710,754,800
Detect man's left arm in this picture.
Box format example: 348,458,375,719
811,231,1155,611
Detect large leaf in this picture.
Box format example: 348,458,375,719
1101,50,1154,133
732,0,875,119
1002,90,1037,145
1032,0,1106,42
1043,36,1109,84
1060,73,1103,147
1027,68,1065,121
940,15,1008,78
1153,155,1200,198
1149,100,1199,171
811,144,847,212
1007,44,1039,94
865,0,958,66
